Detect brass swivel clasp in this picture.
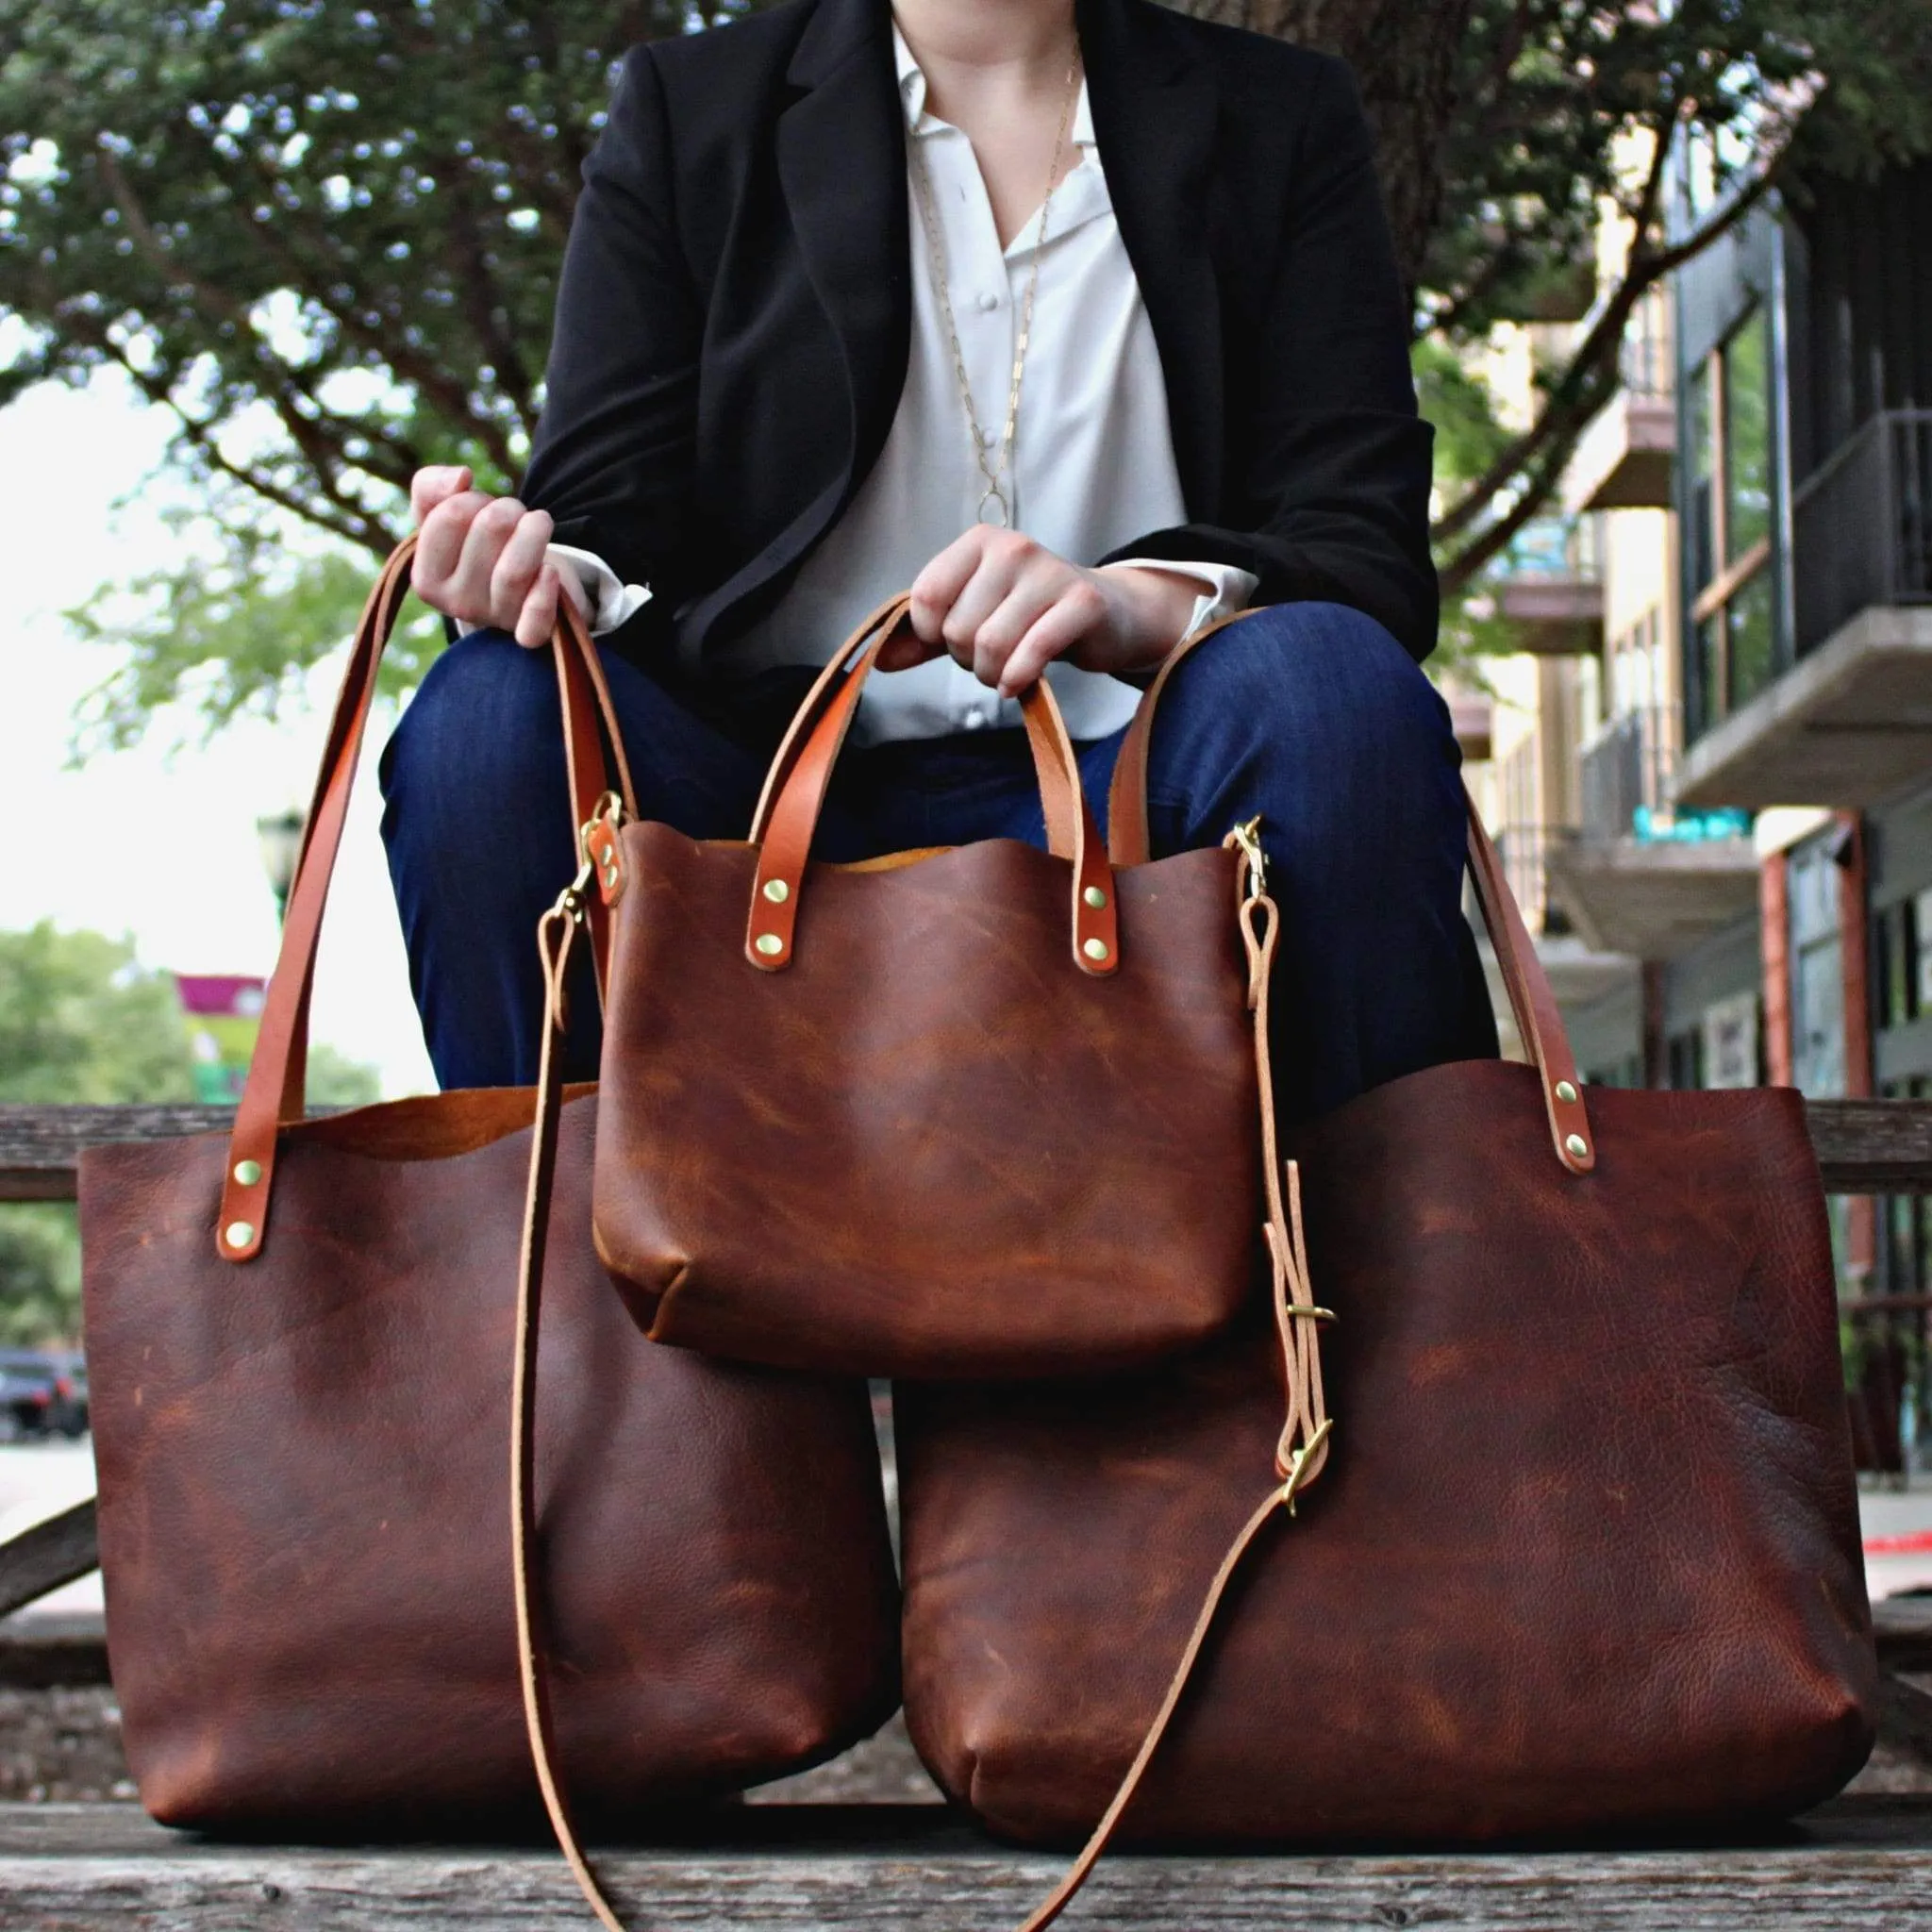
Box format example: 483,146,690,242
1228,815,1268,900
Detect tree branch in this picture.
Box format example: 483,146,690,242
1431,109,1674,547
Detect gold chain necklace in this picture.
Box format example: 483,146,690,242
908,50,1082,528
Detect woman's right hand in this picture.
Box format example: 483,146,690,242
409,465,587,649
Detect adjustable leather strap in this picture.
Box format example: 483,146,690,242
514,884,627,1932
1106,609,1596,1176
509,865,1329,1932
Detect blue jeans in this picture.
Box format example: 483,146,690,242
378,602,1498,1116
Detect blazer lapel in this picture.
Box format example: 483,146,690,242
776,0,910,501
1078,0,1224,520
686,0,908,663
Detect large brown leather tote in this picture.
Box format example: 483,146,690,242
577,593,1267,1380
76,538,900,1834
891,619,1879,1861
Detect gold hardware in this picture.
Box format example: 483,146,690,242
755,933,785,958
763,878,791,904
1082,885,1108,910
224,1221,256,1251
1279,1417,1333,1516
576,792,625,867
1228,816,1268,895
1556,1080,1578,1105
232,1159,262,1188
1284,1305,1338,1324
1565,1133,1589,1159
1081,937,1110,963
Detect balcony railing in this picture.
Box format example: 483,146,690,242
1576,707,1752,844
1493,824,1575,938
1791,408,1932,658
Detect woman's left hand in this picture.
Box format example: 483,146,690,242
879,528,1200,694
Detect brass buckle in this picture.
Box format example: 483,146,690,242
575,790,625,870
1229,815,1268,898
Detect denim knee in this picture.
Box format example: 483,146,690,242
378,628,571,855
1143,603,1457,841
1169,602,1449,765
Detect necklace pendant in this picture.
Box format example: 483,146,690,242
977,489,1012,527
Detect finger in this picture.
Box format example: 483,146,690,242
942,534,1035,662
449,496,528,618
968,579,1060,690
514,568,561,651
874,624,945,673
909,529,989,646
999,587,1105,696
488,508,555,630
410,464,473,526
414,491,492,604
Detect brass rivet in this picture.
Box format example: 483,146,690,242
1564,1134,1589,1159
1082,937,1110,962
1082,885,1108,910
762,878,791,904
225,1221,257,1251
232,1159,262,1188
755,933,784,957
1555,1080,1578,1105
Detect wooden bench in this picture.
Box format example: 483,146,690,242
7,1098,1932,1928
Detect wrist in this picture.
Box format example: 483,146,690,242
1096,566,1199,670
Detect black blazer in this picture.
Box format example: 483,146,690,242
521,0,1438,672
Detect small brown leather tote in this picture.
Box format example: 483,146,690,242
891,619,1879,1856
76,538,901,1835
575,591,1273,1380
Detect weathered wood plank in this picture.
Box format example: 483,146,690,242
9,1099,1932,1200
0,1631,109,1690
0,1503,98,1623
0,1798,1929,1929
0,1105,234,1202
1805,1100,1932,1194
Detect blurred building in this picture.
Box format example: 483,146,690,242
174,974,267,1106
1462,142,1932,1471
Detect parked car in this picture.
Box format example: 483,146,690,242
44,1351,88,1439
0,1350,58,1441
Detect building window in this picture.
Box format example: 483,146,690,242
1702,991,1763,1088
1687,304,1781,736
1666,1027,1705,1091
1873,889,1932,1033
1788,833,1847,1096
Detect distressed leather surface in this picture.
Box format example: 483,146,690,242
898,1062,1876,1843
79,1092,900,1835
594,824,1257,1379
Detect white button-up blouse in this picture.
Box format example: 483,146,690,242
549,27,1256,744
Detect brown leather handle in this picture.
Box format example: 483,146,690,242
1107,609,1596,1175
215,535,636,1265
743,595,1119,977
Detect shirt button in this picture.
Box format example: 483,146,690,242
977,291,1000,312
961,707,988,731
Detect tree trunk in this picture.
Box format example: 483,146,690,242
1167,0,1476,303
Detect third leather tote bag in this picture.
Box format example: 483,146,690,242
892,617,1878,1853
77,539,900,1833
576,592,1274,1380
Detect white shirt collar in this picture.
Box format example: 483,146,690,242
891,24,1094,147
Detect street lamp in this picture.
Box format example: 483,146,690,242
256,808,308,925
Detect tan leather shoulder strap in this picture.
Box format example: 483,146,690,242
217,537,634,1265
